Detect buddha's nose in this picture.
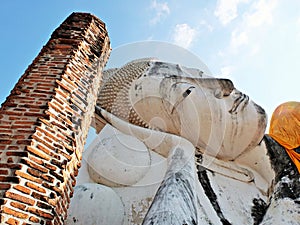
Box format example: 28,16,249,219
216,78,234,97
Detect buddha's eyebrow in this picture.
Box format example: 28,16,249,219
182,77,235,96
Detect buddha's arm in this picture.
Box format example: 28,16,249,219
142,147,198,225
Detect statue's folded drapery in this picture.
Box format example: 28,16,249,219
269,101,300,173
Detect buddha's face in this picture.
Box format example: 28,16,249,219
128,61,267,160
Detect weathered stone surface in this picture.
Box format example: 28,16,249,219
76,58,299,224
87,125,151,187
66,183,124,225
142,148,198,225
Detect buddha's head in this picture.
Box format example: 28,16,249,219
98,59,267,160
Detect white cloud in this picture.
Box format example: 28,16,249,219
172,24,197,49
199,20,214,32
249,44,260,55
214,0,249,25
212,0,299,122
150,0,170,25
220,65,235,78
244,0,277,28
229,0,278,51
230,30,249,51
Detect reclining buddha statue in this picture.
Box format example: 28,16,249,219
66,58,300,225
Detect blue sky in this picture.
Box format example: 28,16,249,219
1,0,299,128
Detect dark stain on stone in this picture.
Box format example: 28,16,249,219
90,192,94,199
76,185,88,192
264,135,300,200
195,150,203,164
73,217,77,223
253,102,266,115
197,166,232,225
251,198,269,225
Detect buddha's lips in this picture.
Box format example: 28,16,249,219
229,93,249,114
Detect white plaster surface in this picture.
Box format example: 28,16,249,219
66,183,124,225
208,171,266,224
77,124,168,225
86,125,151,187
260,197,300,224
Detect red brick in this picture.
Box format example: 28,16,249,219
3,103,18,107
7,146,21,150
43,136,54,145
43,162,57,171
14,135,29,142
8,117,21,121
6,151,28,157
26,182,47,194
21,158,48,173
11,125,32,129
2,206,29,219
1,111,23,116
14,170,42,184
55,44,72,49
0,169,8,175
28,155,43,165
0,140,12,145
27,167,43,178
0,129,12,134
6,217,20,225
41,174,55,183
27,94,49,99
13,121,37,125
10,201,27,211
13,185,31,195
54,88,69,99
29,216,40,223
7,158,14,163
0,164,22,169
0,125,11,129
26,146,51,160
16,140,32,145
24,112,47,117
0,176,20,183
0,134,10,139
14,130,33,134
5,191,35,206
37,201,53,210
56,80,73,93
28,207,54,219
0,183,11,190
31,135,55,151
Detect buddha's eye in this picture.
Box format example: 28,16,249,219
182,86,195,98
168,84,195,114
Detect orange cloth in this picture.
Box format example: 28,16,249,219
269,101,300,173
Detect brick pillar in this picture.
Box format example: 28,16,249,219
0,12,110,224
